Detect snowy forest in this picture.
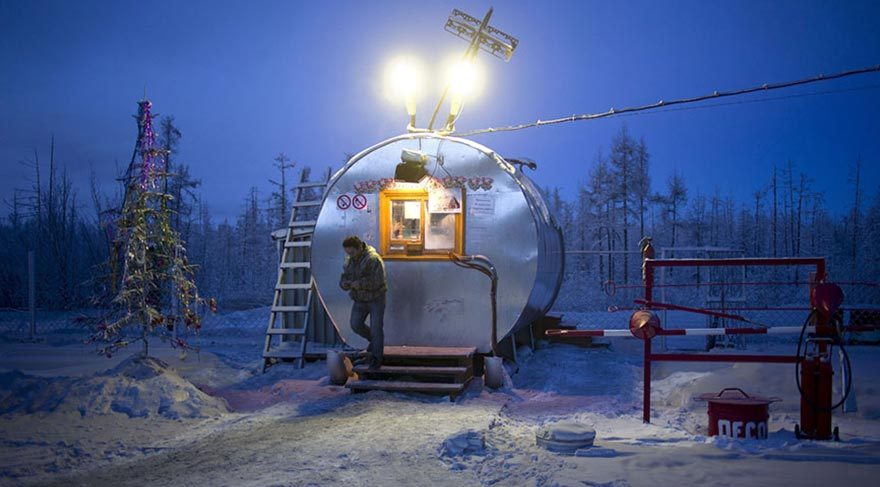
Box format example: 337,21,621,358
1,122,878,312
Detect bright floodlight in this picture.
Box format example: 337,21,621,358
384,56,423,117
446,58,484,117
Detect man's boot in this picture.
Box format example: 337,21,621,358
368,354,383,370
353,351,372,367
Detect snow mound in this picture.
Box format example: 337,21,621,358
0,355,228,419
439,429,489,458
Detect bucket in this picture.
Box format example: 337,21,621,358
697,388,781,439
484,356,504,389
327,350,352,386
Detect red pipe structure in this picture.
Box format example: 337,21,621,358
641,256,826,425
548,257,879,435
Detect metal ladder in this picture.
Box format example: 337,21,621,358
262,170,330,372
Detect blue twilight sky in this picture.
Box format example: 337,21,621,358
1,0,878,222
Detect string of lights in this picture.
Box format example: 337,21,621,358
456,64,880,136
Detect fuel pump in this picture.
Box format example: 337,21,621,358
795,282,851,441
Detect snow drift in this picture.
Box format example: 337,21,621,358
0,355,227,419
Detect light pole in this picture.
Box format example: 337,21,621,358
382,8,518,134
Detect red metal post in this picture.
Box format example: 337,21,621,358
643,259,654,423
643,336,652,423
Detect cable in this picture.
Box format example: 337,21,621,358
608,83,880,120
455,64,880,136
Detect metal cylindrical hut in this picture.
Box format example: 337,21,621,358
310,134,563,353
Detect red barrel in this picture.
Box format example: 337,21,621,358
697,388,781,439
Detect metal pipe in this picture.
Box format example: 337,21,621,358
546,324,880,339
634,298,754,323
650,353,799,364
643,336,652,423
449,252,498,356
427,8,493,131
645,257,826,268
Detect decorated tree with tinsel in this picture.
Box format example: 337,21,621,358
90,98,214,357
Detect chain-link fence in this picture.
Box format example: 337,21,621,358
553,252,880,350
4,251,878,351
0,306,270,345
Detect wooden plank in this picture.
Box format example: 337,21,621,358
345,380,464,394
296,181,329,188
263,350,303,359
382,346,477,359
284,240,312,248
352,365,468,376
272,305,309,312
291,200,323,207
276,283,312,290
279,262,310,269
291,220,318,227
266,328,306,335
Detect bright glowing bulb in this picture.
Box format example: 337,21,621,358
444,58,484,120
446,58,484,100
383,56,423,116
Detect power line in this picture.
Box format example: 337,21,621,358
456,64,880,136
611,83,880,119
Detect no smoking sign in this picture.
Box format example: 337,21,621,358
337,193,367,210
336,194,351,210
353,194,367,210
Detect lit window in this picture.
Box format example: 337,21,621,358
425,213,456,251
379,188,464,260
391,200,422,241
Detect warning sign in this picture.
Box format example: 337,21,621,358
353,194,367,210
337,194,352,210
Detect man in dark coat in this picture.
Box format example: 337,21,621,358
339,235,387,368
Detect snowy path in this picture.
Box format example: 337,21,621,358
3,328,880,486
34,395,498,487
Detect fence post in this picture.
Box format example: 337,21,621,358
28,250,35,340
643,259,654,423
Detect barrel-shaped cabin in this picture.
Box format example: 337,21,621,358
310,134,563,353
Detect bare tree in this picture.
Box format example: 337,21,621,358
269,153,295,228
849,156,863,280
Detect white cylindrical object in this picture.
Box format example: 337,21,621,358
484,356,504,389
327,350,350,386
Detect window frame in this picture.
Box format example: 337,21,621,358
378,188,465,260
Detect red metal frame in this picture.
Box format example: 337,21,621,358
640,257,825,423
547,256,880,431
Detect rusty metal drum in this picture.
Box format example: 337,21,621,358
310,134,564,353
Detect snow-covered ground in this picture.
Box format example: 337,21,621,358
1,308,880,486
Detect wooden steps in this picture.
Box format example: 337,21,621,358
352,365,468,376
345,346,478,400
383,345,478,359
347,380,465,394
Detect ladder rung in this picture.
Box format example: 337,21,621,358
272,306,309,312
290,220,318,227
276,283,312,290
292,200,323,207
284,240,312,248
280,262,311,269
266,328,306,335
264,350,304,359
296,181,328,188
